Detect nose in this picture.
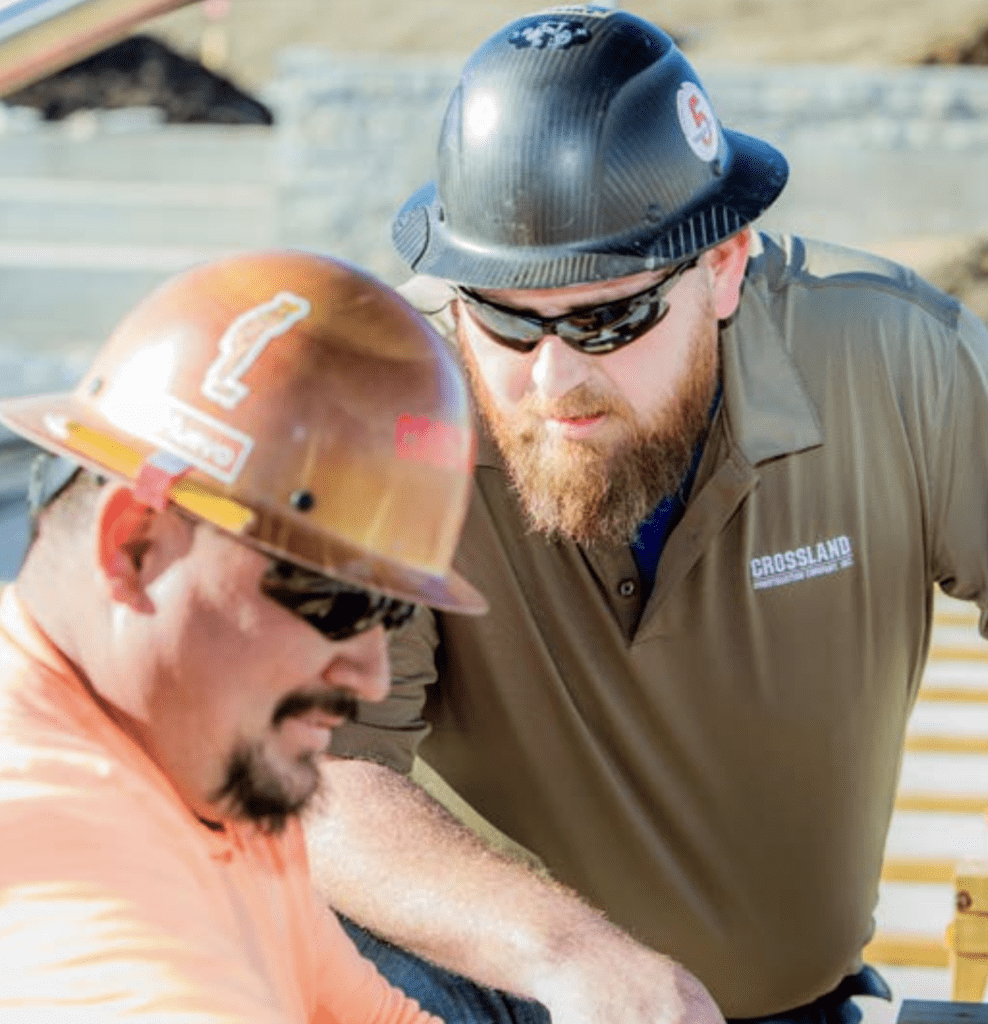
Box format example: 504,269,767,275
321,624,390,704
530,334,591,403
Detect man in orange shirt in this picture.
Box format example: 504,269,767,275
0,249,486,1021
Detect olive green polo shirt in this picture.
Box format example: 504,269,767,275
331,233,988,1017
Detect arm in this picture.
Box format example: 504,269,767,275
306,757,724,1024
928,304,988,618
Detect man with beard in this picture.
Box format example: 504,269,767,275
303,6,988,1024
0,249,490,1021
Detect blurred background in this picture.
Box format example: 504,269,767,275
4,1,986,561
2,2,988,1019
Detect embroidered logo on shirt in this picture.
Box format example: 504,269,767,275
750,535,855,590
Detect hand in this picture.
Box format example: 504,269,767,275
528,924,725,1024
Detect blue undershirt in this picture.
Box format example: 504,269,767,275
630,384,721,599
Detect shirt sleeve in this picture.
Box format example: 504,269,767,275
926,303,988,632
329,606,441,774
0,793,286,1022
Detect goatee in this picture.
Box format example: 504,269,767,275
210,688,357,834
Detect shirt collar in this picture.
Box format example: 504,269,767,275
0,584,81,680
720,234,823,466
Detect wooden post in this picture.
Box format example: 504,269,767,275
948,860,988,1001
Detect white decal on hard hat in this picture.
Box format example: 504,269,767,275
508,18,592,49
202,291,311,410
676,82,719,163
152,394,254,485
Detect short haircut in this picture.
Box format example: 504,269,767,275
26,453,105,545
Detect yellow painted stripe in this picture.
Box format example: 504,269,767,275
919,687,988,705
64,420,143,478
930,645,988,662
864,931,950,968
881,857,957,884
906,734,988,754
934,611,981,627
895,791,988,813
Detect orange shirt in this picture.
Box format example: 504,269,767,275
0,587,440,1024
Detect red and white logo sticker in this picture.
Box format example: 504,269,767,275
676,82,719,163
202,291,311,410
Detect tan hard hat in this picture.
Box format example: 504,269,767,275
0,249,486,615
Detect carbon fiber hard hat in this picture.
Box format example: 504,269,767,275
393,5,789,289
0,250,486,615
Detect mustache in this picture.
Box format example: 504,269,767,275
272,688,359,726
523,384,623,422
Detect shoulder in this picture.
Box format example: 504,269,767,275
0,668,204,878
746,231,961,332
738,231,988,393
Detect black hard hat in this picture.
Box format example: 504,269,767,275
393,5,789,289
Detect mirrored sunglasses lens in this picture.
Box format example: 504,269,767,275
557,299,666,351
467,303,544,345
261,561,416,640
382,601,416,631
557,294,641,336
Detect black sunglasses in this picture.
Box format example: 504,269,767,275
456,257,698,355
260,559,416,641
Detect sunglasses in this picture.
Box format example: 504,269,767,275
260,559,416,642
456,257,698,355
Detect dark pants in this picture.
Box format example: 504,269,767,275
340,916,891,1024
340,916,549,1024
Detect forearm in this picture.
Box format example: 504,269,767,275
305,758,724,1024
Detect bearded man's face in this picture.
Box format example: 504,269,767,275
456,267,720,546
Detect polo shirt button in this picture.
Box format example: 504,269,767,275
618,579,636,598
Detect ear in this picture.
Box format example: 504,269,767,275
96,486,180,613
705,228,751,321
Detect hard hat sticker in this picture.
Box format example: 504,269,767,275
676,82,719,163
153,395,255,485
508,18,592,49
396,414,472,471
202,292,311,410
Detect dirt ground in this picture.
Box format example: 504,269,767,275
146,0,988,87
142,0,988,313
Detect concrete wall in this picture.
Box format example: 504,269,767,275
0,58,987,573
268,55,988,282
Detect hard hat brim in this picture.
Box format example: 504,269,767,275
393,126,789,290
0,390,488,616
